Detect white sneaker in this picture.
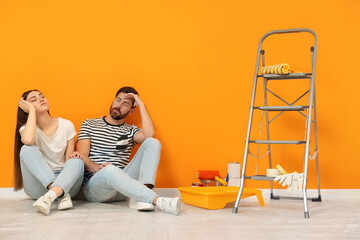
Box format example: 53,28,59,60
129,198,155,211
156,197,181,215
58,193,73,210
33,195,53,215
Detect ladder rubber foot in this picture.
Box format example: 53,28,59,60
304,212,310,218
270,193,280,200
312,195,322,202
232,207,238,213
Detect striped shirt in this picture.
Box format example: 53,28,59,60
78,117,141,182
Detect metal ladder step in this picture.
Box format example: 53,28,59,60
249,140,306,144
254,106,308,111
244,175,275,181
258,72,312,80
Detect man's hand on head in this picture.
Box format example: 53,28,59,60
123,93,143,108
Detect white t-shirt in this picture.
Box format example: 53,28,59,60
20,118,77,171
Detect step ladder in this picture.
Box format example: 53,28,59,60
232,29,321,218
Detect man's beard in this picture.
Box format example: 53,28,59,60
109,106,129,120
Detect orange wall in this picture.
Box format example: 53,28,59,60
1,0,359,189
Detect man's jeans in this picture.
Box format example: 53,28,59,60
84,138,161,204
20,145,84,199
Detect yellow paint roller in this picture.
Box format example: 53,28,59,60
261,63,291,75
276,164,288,175
196,170,220,180
215,176,228,186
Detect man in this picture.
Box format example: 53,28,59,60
77,86,180,215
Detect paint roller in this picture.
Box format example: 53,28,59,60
261,63,291,75
196,170,227,186
196,170,220,180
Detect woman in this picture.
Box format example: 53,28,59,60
14,89,84,215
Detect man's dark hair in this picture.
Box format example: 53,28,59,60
116,86,139,107
115,86,139,97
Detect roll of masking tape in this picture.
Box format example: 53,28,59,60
266,169,281,177
228,162,241,179
228,177,241,187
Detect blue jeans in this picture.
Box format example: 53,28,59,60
20,145,84,199
84,138,161,203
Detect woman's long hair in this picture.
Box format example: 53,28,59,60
14,90,38,191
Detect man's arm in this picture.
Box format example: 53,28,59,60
125,93,155,145
77,139,103,173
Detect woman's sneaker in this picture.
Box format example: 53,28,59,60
33,195,53,215
58,193,73,210
156,197,181,215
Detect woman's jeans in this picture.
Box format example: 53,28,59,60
20,145,84,199
84,138,161,204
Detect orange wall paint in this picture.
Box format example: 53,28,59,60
0,1,359,189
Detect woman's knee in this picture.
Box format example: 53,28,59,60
19,145,40,160
65,158,84,172
23,186,46,200
142,137,162,150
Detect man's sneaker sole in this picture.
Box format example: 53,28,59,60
129,198,155,211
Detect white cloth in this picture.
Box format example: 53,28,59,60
20,118,76,171
274,171,304,193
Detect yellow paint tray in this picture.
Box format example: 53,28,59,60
178,186,264,210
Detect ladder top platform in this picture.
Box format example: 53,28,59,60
255,106,308,111
258,73,312,80
249,140,306,144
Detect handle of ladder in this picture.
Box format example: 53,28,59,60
259,28,318,48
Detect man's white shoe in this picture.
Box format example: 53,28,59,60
58,193,73,210
33,195,53,215
129,198,155,211
156,197,181,215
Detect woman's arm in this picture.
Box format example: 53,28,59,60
65,138,83,161
19,98,37,145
